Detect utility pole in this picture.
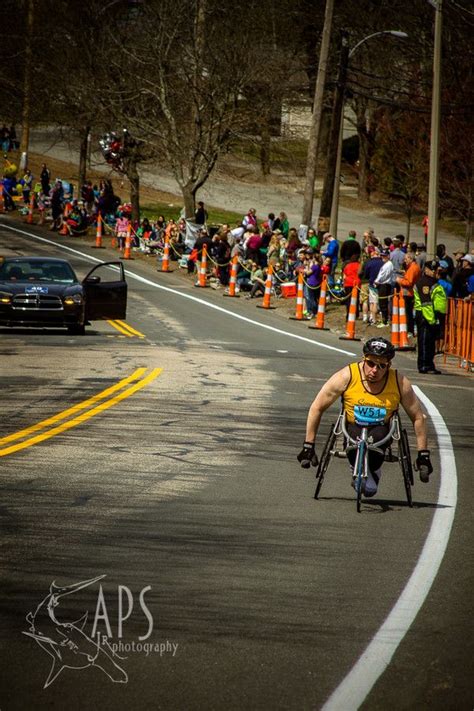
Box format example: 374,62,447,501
19,0,34,171
317,31,349,239
427,0,443,259
301,0,334,231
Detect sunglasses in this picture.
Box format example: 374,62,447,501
364,358,388,371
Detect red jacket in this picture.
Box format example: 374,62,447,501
343,261,361,288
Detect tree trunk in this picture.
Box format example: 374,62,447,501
182,183,195,219
78,125,90,192
318,32,349,238
301,0,334,227
127,160,140,222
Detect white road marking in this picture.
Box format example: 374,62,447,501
2,223,460,704
322,386,457,710
0,224,357,357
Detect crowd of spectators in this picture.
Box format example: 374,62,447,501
2,165,473,318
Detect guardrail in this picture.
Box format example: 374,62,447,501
443,297,473,371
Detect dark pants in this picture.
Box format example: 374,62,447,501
416,313,437,371
346,422,391,473
377,284,392,324
404,295,415,335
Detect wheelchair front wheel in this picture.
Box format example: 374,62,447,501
399,428,414,507
314,425,337,500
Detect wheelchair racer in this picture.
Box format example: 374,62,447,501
297,338,433,497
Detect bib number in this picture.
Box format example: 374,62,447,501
354,405,387,425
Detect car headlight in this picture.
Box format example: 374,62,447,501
0,292,12,304
63,294,84,305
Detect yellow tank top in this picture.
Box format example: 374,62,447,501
343,362,401,424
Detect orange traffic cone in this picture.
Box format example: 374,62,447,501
26,194,35,224
309,275,329,330
224,256,240,297
159,235,171,272
58,217,69,235
196,245,209,287
257,265,276,310
339,286,361,341
93,214,104,248
290,272,304,319
391,292,400,348
396,292,416,351
122,223,133,259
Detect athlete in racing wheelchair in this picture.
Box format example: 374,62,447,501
297,338,433,499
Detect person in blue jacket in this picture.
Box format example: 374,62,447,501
322,232,339,286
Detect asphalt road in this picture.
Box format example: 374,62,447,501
0,218,472,711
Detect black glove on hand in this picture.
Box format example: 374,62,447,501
297,442,319,469
415,449,433,482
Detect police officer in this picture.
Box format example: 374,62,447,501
414,259,447,374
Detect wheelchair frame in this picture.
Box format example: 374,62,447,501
314,410,414,512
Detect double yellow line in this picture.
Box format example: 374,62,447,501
108,320,146,338
0,367,162,458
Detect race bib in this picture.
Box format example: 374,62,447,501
354,405,387,425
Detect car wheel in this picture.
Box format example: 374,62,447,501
67,323,86,335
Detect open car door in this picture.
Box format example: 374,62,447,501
83,262,127,321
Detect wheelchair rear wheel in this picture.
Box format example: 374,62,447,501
399,428,414,507
314,425,337,499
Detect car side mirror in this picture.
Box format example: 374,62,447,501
84,275,101,284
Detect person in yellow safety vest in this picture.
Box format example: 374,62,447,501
414,259,447,374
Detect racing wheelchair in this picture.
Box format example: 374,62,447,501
314,405,414,512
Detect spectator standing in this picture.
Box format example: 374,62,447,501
390,236,406,280
342,254,361,317
321,232,339,286
303,252,321,318
194,201,208,226
422,215,429,243
416,243,427,271
277,211,289,239
452,254,473,298
307,227,319,250
214,234,231,287
40,163,51,195
361,248,383,325
340,230,361,264
287,228,302,260
396,253,421,335
22,169,33,204
49,183,64,231
115,214,129,249
414,260,447,374
374,249,394,326
436,244,454,278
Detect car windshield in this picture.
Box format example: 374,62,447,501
0,260,77,284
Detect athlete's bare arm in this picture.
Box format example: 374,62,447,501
305,367,351,442
399,374,428,450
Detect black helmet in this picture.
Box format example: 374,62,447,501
363,337,395,360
